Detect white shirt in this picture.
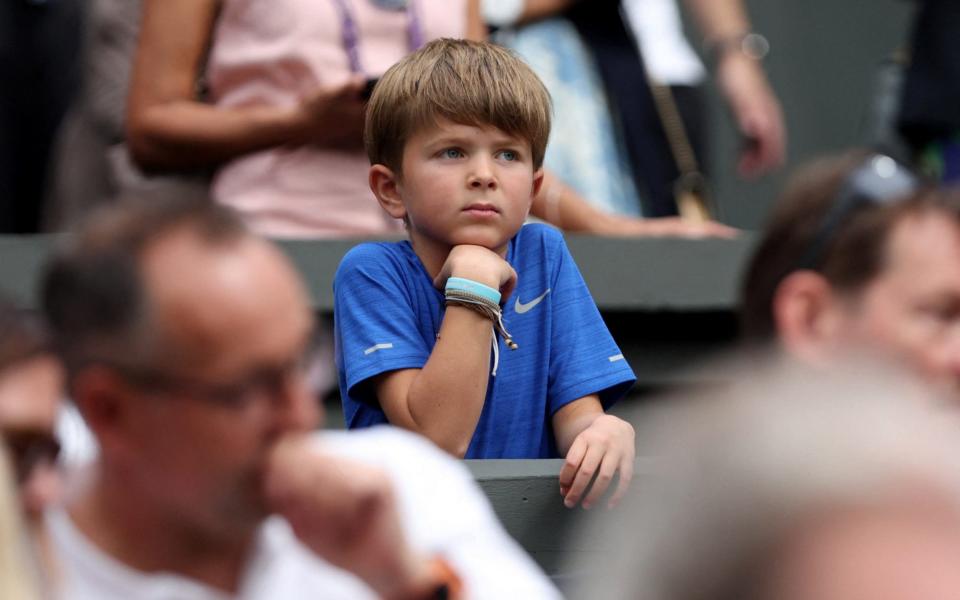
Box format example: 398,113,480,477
49,427,561,599
482,0,706,85
621,0,706,86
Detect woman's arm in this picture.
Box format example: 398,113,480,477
530,170,738,238
126,0,367,172
465,0,488,41
680,0,785,177
515,0,577,24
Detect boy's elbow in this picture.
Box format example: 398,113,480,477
394,391,471,457
438,438,469,459
412,423,470,458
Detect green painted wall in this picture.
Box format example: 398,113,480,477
700,0,914,228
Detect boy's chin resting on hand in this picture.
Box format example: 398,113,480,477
433,244,517,299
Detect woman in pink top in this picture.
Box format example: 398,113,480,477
127,0,484,238
126,0,736,239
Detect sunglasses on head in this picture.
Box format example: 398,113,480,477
797,153,920,271
2,428,61,485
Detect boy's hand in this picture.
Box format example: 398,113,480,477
434,244,517,302
264,435,433,598
558,414,635,510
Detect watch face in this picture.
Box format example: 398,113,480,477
370,0,408,10
742,33,771,60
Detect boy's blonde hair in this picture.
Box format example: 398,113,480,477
365,38,552,172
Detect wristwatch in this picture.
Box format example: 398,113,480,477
391,556,464,600
706,32,770,62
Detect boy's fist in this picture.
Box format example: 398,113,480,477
434,244,517,302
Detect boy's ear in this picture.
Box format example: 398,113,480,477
531,168,545,200
369,164,406,220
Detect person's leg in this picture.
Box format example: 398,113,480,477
0,0,83,233
566,1,677,217
567,1,710,218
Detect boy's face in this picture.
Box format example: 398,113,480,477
375,119,543,261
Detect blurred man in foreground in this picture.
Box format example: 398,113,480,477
0,298,63,523
40,197,558,599
570,364,960,600
0,296,66,569
0,298,63,597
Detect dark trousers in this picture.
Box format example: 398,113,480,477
567,0,707,218
899,0,960,150
0,0,83,232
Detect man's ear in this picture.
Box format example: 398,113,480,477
70,366,141,461
773,270,848,366
369,164,406,220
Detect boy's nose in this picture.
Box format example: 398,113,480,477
468,158,497,189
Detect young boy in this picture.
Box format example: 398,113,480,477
334,39,637,509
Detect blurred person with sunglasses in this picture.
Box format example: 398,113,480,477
740,150,960,398
39,193,557,599
0,442,47,600
0,297,64,524
0,296,64,597
566,362,960,600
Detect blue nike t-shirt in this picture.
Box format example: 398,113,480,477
333,223,636,458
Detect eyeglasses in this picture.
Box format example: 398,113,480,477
107,349,317,411
2,428,61,484
797,153,920,270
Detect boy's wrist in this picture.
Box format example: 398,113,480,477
445,277,502,305
445,246,506,289
447,271,499,289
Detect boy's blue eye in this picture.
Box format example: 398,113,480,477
441,148,463,159
499,150,519,161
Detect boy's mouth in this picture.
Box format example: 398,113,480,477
463,202,499,217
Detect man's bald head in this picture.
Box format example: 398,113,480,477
138,224,313,379
42,195,252,377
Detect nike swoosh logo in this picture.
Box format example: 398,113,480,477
514,289,551,314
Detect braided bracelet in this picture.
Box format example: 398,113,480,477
445,292,518,350
444,280,518,376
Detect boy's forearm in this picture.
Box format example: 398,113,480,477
403,306,496,457
552,396,604,455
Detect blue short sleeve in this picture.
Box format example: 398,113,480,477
334,226,635,457
334,243,437,424
543,231,635,414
